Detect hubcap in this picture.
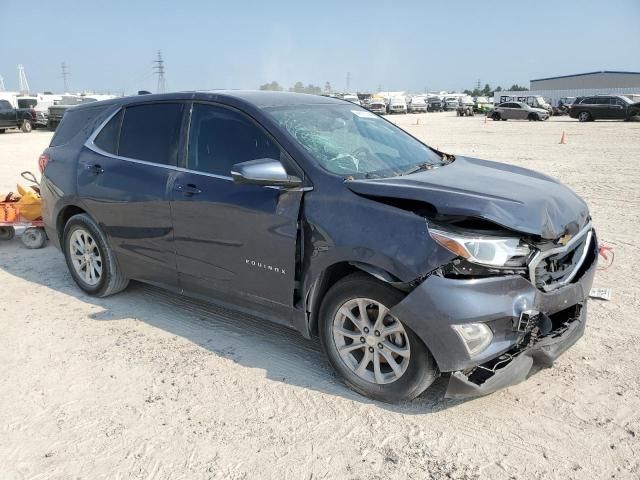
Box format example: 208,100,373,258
332,298,410,384
69,229,102,286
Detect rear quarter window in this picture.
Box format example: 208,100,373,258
50,105,108,147
93,110,123,154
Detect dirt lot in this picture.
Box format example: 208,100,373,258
1,113,639,480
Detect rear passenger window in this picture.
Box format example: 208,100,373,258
187,104,280,177
50,106,108,147
94,110,122,154
118,103,184,165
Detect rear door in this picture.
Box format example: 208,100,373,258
79,102,186,288
169,102,303,311
609,97,627,120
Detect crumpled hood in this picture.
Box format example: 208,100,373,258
345,156,589,240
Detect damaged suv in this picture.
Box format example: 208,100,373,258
40,91,597,403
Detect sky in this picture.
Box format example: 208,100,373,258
1,0,639,95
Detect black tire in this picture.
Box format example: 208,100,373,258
319,273,438,403
21,120,33,133
0,226,16,240
63,213,129,297
578,111,591,122
528,113,538,121
492,112,500,121
628,109,640,122
0,129,5,134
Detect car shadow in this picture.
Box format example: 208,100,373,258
0,242,473,413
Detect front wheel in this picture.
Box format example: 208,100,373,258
319,273,438,403
492,112,500,121
63,213,129,297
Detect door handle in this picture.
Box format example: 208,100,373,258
85,164,104,175
174,183,201,196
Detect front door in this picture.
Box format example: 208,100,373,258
78,102,186,289
169,102,303,311
0,100,14,128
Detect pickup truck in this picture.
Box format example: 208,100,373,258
0,99,36,133
47,96,98,131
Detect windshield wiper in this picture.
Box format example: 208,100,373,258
399,161,447,176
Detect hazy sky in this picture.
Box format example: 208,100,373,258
1,0,639,94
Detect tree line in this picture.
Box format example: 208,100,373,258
463,83,529,97
259,80,332,94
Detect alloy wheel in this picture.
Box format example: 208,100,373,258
332,298,410,384
69,228,103,286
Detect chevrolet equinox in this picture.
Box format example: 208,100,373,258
40,91,597,402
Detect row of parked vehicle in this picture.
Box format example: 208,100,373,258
356,94,495,115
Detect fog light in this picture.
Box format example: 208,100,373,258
452,323,493,357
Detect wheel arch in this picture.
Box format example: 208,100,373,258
56,204,90,245
304,261,407,338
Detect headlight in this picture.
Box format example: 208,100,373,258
452,323,493,357
429,227,530,267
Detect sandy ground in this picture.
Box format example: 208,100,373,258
0,114,639,480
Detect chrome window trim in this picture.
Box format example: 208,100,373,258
84,106,234,181
528,221,593,291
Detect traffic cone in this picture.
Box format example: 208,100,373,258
559,131,567,144
484,115,487,124
416,118,420,125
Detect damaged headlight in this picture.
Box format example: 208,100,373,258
429,227,530,267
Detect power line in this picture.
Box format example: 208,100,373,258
153,50,166,93
61,62,71,92
17,64,30,93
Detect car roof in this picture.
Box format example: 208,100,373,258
69,90,348,112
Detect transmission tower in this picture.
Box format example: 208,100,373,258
346,71,351,92
17,64,30,93
61,62,71,92
475,79,481,91
153,51,166,93
0,75,5,91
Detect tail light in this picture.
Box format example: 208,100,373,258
38,153,50,173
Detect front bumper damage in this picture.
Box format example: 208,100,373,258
390,230,598,399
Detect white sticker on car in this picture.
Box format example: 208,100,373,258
352,110,377,119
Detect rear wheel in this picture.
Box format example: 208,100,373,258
21,120,32,133
578,111,591,122
319,273,438,403
63,214,129,297
492,112,501,121
0,227,15,240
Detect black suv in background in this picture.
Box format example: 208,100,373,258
40,91,597,403
570,95,640,122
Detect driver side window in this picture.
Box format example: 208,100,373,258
187,104,281,176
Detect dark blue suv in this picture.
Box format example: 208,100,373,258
40,91,597,402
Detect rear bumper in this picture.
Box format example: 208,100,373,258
390,230,597,397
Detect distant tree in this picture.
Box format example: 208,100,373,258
509,84,528,91
463,89,473,95
289,82,322,95
481,84,492,96
495,86,502,92
259,81,283,91
324,81,332,92
290,81,305,93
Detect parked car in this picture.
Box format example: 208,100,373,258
552,97,576,116
456,96,475,117
365,98,387,115
342,94,361,106
408,96,427,113
427,97,443,112
569,95,640,122
474,96,493,114
47,96,100,131
388,97,407,114
442,96,459,111
0,99,37,133
40,91,597,403
498,95,552,115
488,102,549,121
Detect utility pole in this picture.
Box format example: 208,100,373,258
153,50,166,93
17,64,30,93
475,79,481,92
346,71,351,92
0,75,5,91
61,62,71,92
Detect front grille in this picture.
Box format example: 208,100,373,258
529,223,594,291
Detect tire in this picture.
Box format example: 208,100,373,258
528,113,538,121
628,109,640,122
319,273,438,403
21,227,47,249
0,129,5,134
578,111,591,122
0,226,16,240
492,112,500,121
21,120,32,133
63,213,129,297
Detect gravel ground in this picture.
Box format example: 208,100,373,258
0,113,639,480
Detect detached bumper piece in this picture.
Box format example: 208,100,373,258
445,303,586,399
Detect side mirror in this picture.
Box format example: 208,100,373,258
231,158,303,188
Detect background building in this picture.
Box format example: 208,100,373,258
499,70,640,106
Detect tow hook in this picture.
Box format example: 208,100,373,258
516,310,552,336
